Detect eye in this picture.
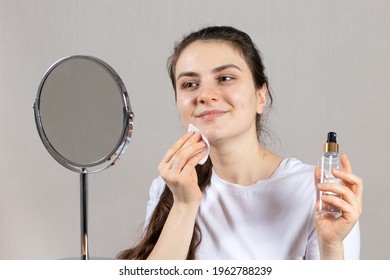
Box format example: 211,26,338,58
218,76,233,82
182,81,199,89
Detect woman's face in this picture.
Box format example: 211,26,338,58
175,41,266,144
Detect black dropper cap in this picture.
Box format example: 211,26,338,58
327,132,337,143
324,132,339,153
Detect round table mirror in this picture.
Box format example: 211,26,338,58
33,55,134,259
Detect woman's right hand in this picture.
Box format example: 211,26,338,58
148,132,208,259
158,131,208,206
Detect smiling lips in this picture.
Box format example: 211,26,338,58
196,110,227,121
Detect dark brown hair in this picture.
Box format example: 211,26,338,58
117,26,272,260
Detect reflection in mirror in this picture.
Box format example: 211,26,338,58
35,56,134,173
34,55,134,259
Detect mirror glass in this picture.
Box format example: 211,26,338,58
34,56,134,173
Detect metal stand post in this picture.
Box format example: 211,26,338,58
80,168,89,260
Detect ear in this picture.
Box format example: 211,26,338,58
256,84,267,114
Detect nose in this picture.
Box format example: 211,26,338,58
197,83,219,104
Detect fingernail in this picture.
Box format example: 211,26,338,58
317,183,325,189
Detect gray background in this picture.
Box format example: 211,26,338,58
0,0,389,259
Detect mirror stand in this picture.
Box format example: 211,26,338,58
80,168,89,260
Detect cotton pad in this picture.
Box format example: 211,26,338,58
188,124,210,165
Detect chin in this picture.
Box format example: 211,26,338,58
202,129,221,142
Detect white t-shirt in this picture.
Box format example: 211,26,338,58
145,158,360,260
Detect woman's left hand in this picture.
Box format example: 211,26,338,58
314,153,363,259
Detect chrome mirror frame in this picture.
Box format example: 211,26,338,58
34,55,134,174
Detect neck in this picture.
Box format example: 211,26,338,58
209,133,283,186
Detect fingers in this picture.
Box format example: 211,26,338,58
170,141,206,171
159,132,201,166
317,183,358,208
332,169,363,197
318,188,361,223
314,166,321,186
340,153,352,173
160,131,197,164
315,154,363,223
158,131,206,174
317,182,362,221
180,149,208,175
156,132,207,205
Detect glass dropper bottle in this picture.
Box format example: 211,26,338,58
316,132,342,219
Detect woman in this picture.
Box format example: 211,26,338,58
118,26,363,260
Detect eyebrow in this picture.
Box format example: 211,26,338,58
212,64,242,74
176,71,199,81
176,64,242,81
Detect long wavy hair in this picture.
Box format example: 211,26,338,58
117,26,273,260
